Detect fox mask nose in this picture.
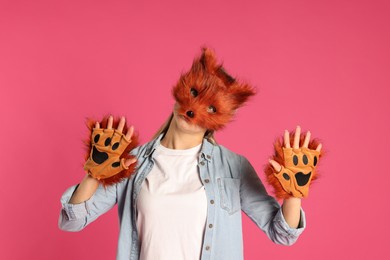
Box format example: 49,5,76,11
186,110,194,118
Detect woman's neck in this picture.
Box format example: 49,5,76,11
160,122,205,150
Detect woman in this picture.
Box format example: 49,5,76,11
59,48,321,260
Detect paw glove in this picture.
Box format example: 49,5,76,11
83,116,139,186
273,147,320,198
265,132,322,199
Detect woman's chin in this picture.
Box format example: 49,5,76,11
177,115,194,129
176,115,205,134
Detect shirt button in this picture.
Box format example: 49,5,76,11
206,155,211,159
209,224,213,228
200,161,205,166
204,179,209,183
205,246,210,251
210,200,214,204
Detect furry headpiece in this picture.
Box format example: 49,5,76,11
172,47,256,131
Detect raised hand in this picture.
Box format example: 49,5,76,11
84,115,139,186
268,126,322,198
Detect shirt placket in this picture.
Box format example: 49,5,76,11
199,153,215,260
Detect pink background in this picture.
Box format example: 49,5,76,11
1,0,389,259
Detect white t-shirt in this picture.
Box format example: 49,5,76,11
136,143,208,260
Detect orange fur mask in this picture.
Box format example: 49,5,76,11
172,47,256,131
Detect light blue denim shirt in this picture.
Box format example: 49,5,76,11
59,133,306,260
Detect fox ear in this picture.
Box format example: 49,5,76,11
216,66,236,87
229,82,256,109
199,47,218,72
190,47,218,74
199,47,237,87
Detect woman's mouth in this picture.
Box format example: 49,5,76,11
180,115,191,123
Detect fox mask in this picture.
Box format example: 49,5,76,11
172,47,256,131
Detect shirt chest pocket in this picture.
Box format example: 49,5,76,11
217,177,241,215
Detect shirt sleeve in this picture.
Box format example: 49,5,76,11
58,182,118,232
239,155,306,245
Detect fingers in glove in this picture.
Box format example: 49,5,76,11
107,115,113,130
303,131,311,148
293,125,301,149
125,157,137,167
284,130,291,148
125,125,134,141
269,159,282,173
95,122,100,129
316,143,322,152
117,116,125,132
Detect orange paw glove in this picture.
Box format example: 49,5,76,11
265,126,323,199
83,115,139,186
273,147,320,198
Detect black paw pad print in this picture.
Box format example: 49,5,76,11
91,133,122,168
274,147,320,198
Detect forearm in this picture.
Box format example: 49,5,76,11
282,197,301,228
69,173,99,204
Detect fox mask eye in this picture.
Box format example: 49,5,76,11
207,105,217,113
190,88,198,97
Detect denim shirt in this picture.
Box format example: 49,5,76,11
58,133,306,260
